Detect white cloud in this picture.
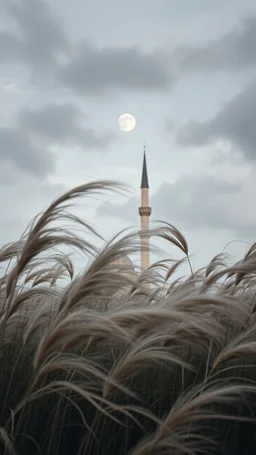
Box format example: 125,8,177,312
0,80,21,93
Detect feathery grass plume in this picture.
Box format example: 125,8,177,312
1,181,256,454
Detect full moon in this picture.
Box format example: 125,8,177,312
118,113,136,132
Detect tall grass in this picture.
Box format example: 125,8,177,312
0,181,256,454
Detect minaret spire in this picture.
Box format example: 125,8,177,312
139,144,151,272
141,145,149,189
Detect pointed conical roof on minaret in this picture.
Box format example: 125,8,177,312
140,146,149,189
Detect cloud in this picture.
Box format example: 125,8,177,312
0,80,21,94
154,173,256,239
0,99,114,185
0,125,56,178
58,44,171,94
99,173,256,239
168,15,256,163
0,178,64,245
175,15,256,73
153,175,240,231
0,0,67,71
176,79,256,161
2,2,256,97
18,102,114,149
0,1,172,94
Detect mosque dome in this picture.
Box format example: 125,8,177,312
111,255,135,276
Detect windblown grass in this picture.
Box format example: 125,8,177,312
0,181,256,454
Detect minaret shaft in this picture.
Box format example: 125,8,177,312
140,215,150,271
141,188,148,207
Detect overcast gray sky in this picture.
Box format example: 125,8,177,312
1,0,256,270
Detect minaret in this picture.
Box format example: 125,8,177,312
139,146,151,271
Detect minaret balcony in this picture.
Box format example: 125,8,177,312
139,206,152,217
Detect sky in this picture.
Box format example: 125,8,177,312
1,0,256,271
